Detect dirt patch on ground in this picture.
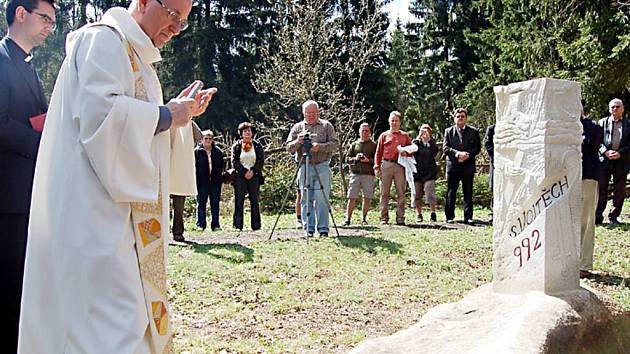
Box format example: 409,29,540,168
170,220,485,247
171,227,374,246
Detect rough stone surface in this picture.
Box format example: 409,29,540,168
492,78,583,294
349,284,630,354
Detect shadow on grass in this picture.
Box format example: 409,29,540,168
337,224,380,232
589,272,630,288
602,222,630,231
185,241,254,264
335,235,403,255
404,223,459,230
471,219,492,226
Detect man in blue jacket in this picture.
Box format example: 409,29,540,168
195,129,224,234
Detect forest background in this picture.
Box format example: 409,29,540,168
1,0,629,204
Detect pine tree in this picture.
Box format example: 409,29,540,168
159,0,279,132
404,0,486,135
465,0,630,120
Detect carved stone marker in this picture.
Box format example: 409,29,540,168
492,78,582,295
351,79,629,354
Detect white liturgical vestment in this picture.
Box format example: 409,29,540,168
18,8,188,354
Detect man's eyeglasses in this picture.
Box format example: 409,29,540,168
26,9,56,30
154,0,189,31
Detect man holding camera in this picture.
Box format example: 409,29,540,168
344,122,376,225
286,100,338,236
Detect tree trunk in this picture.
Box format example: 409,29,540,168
338,147,348,198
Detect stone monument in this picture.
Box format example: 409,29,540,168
350,79,630,354
492,78,583,295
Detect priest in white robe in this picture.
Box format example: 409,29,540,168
18,1,216,353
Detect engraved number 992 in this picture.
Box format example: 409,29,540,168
513,230,542,268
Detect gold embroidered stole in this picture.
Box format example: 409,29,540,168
127,45,174,354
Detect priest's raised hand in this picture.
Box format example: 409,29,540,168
167,80,218,128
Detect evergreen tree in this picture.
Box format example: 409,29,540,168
404,0,486,135
386,21,413,130
336,0,395,133
464,0,630,121
1,0,279,133
159,0,279,132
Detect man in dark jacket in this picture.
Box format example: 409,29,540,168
596,98,629,225
443,108,481,224
195,130,224,232
484,124,495,222
580,102,602,277
0,0,55,350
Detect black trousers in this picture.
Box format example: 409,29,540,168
0,213,28,354
171,195,185,237
445,171,474,221
233,175,261,230
596,166,628,220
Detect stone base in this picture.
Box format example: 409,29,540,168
350,284,630,354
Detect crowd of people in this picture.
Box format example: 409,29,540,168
180,105,484,240
175,98,626,286
579,98,629,279
1,0,627,352
340,108,482,227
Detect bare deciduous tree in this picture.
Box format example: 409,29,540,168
253,0,387,196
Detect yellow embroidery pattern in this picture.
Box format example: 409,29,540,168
151,301,169,335
140,245,167,295
138,218,161,247
127,44,139,72
126,41,173,352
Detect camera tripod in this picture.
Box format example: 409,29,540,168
268,136,340,240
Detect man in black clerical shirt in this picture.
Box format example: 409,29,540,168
0,0,56,351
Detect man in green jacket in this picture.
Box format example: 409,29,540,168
344,122,377,225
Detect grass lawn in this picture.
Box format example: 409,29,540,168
167,203,630,353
